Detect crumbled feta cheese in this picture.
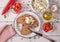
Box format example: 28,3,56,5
25,16,35,24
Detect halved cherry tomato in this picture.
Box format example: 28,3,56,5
12,2,22,13
46,27,49,30
42,22,53,32
45,30,48,32
50,26,53,30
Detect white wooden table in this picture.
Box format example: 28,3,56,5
0,0,60,42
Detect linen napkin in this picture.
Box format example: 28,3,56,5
0,25,16,42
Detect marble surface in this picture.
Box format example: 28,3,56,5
0,0,60,42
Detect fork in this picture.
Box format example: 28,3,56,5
28,27,55,42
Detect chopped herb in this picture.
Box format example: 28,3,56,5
57,18,59,20
4,15,7,18
10,24,12,26
27,4,29,6
33,0,35,2
32,23,34,25
33,36,36,39
29,37,32,39
56,21,59,23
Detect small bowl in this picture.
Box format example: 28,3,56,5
14,11,41,38
42,21,55,35
30,0,49,13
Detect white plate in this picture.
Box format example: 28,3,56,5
14,11,41,38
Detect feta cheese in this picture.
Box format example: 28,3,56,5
25,16,35,24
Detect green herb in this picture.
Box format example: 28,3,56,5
48,23,51,27
53,16,56,19
29,37,32,39
56,20,59,23
4,15,7,18
32,23,34,25
57,18,59,20
33,36,36,39
33,0,35,2
10,24,12,26
27,4,29,6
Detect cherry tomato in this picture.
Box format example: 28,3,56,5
46,27,51,31
43,24,46,29
50,26,53,30
45,30,48,32
12,2,22,13
42,22,53,32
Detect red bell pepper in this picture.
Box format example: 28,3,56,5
2,0,16,15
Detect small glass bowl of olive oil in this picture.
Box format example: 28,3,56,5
43,11,53,20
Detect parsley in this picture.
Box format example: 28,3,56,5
4,15,7,18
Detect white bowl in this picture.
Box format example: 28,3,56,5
30,0,49,13
14,11,41,38
42,21,55,35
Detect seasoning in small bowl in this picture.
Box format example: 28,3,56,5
43,11,53,20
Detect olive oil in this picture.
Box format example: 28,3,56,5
43,11,53,20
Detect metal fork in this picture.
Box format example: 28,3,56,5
28,27,55,42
